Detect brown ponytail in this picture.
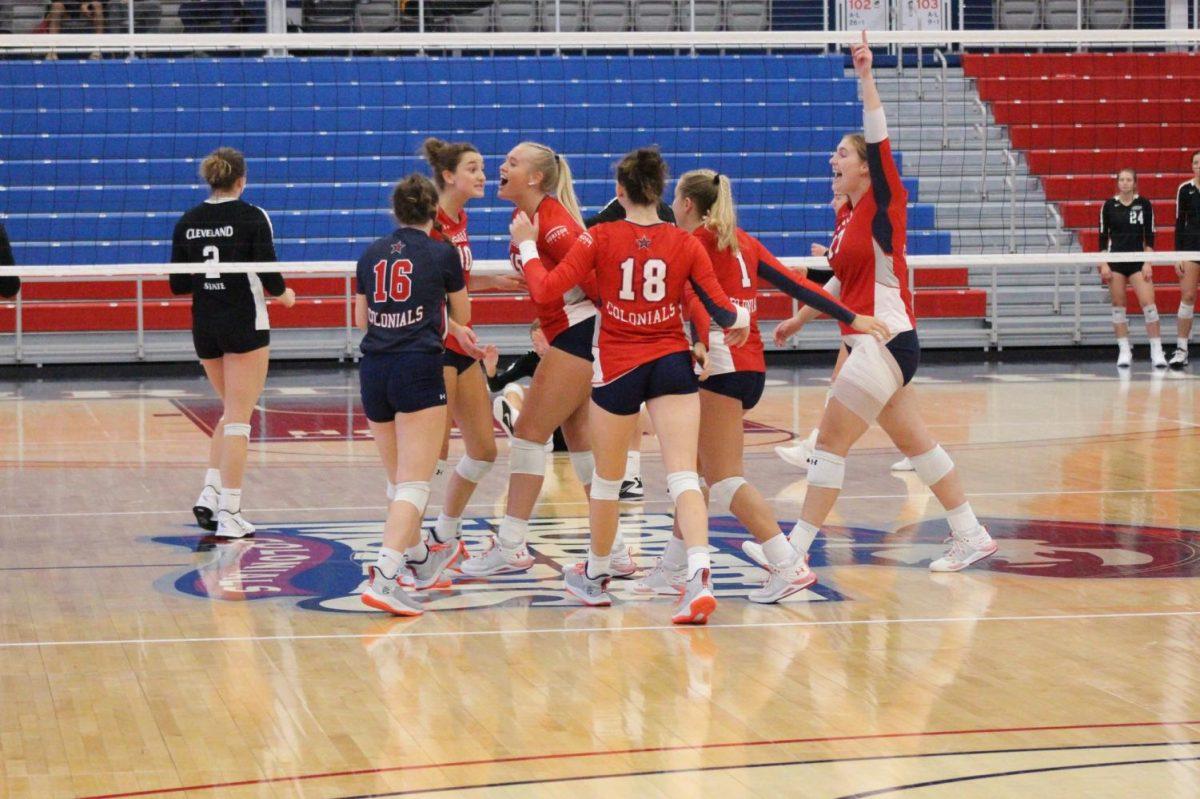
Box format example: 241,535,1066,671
615,147,667,206
422,137,480,190
391,173,439,226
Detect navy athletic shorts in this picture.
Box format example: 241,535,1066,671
359,351,447,423
549,316,596,362
592,350,698,416
700,370,766,410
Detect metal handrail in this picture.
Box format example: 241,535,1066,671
1047,205,1065,314
934,49,949,148
974,96,989,200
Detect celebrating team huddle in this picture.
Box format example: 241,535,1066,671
172,34,997,625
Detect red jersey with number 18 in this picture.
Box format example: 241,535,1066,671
518,220,745,385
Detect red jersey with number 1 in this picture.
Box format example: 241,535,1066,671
519,220,743,385
432,206,474,357
507,196,597,343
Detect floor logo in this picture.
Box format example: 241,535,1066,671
151,516,1199,612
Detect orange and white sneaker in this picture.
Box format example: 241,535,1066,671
748,556,817,604
671,568,717,625
459,535,534,577
562,562,612,606
361,567,423,616
409,541,462,590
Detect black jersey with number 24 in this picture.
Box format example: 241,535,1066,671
169,198,286,331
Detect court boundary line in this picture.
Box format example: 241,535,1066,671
75,725,1200,799
2,485,1198,521
4,608,1200,650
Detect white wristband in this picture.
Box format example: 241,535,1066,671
864,106,888,144
731,305,751,330
518,239,540,267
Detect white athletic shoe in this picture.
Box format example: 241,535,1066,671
633,557,686,595
459,535,535,577
1117,346,1133,368
609,543,639,578
192,485,219,532
891,457,915,472
1169,347,1189,369
775,440,814,470
361,566,423,616
562,562,612,606
408,542,463,590
740,540,769,569
215,510,255,539
671,569,717,625
748,556,817,604
1151,344,1169,369
929,528,998,572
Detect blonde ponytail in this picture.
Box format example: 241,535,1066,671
520,141,585,228
677,169,739,252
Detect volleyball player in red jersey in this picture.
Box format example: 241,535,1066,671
631,169,889,603
780,33,996,573
511,148,751,624
419,138,524,553
462,142,637,578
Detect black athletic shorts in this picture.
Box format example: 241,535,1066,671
592,350,697,416
549,316,596,361
442,348,480,375
359,351,447,423
192,322,269,360
700,370,766,410
1109,260,1145,278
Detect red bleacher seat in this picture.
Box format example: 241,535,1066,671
1042,175,1191,202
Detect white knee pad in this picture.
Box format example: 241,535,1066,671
909,445,954,487
806,450,845,490
391,481,431,513
590,474,622,501
1179,304,1195,321
666,471,702,503
223,422,251,439
1111,306,1128,325
454,455,494,484
708,476,748,515
569,450,595,485
509,438,546,476
1143,304,1160,325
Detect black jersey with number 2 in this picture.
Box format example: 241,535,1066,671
356,227,465,356
1098,195,1155,254
169,198,286,331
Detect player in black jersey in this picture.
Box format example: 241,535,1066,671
356,174,470,617
169,148,296,539
1170,151,1200,368
0,222,18,299
1098,169,1164,368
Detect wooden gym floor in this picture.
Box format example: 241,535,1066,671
1,356,1198,798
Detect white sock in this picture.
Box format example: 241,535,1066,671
405,540,429,563
624,451,641,481
789,519,820,553
434,514,460,544
613,528,626,552
497,515,528,549
947,502,980,538
376,546,405,579
219,488,242,515
1117,337,1131,350
434,458,449,480
686,546,710,580
762,533,798,567
1149,337,1162,349
586,550,611,579
204,468,222,490
662,535,687,569
1179,337,1190,351
386,481,397,501
805,428,819,448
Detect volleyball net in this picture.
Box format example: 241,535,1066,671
0,29,1198,361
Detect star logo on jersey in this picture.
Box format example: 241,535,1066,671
151,516,1200,613
636,236,652,250
389,240,406,255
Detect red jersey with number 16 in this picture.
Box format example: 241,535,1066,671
432,206,475,357
507,196,598,343
519,220,744,385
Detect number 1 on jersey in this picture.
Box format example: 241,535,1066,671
618,258,667,302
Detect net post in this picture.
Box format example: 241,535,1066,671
136,277,145,360
1004,150,1017,253
974,96,988,199
989,263,999,348
344,275,354,357
1073,263,1083,343
934,49,948,148
917,44,924,99
14,288,23,364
